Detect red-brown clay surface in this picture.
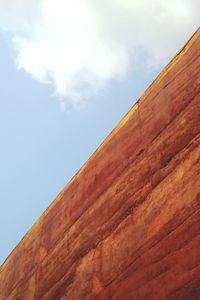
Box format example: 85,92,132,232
0,28,200,300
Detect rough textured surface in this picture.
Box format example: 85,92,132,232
0,28,200,300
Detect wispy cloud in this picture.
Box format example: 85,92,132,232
0,0,199,107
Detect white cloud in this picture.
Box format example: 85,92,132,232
0,0,199,107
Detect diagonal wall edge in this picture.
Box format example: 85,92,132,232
0,27,200,299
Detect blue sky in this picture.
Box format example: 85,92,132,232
0,0,199,265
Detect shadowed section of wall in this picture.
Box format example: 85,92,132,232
0,28,200,300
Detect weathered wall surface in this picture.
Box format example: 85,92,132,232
0,28,200,300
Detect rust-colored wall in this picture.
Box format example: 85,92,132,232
0,28,200,300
